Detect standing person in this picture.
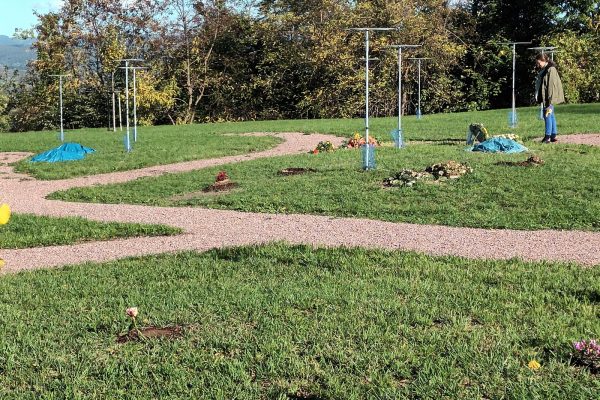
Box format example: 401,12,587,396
535,53,565,143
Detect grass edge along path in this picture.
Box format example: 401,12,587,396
0,243,597,398
0,213,181,249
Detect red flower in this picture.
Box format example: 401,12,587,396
215,171,229,182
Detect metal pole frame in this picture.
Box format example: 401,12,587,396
130,66,148,143
386,45,421,148
117,59,143,152
498,41,531,128
347,28,397,169
407,58,431,120
49,74,71,143
111,71,116,132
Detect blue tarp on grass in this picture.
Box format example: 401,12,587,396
30,142,95,163
470,137,528,154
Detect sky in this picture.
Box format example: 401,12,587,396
0,0,63,37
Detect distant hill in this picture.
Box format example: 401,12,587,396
0,35,35,71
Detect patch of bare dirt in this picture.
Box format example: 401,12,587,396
278,167,317,176
496,155,545,167
117,325,184,343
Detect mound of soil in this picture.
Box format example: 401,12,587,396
203,180,239,192
277,167,317,176
384,160,472,188
117,325,183,343
496,155,544,167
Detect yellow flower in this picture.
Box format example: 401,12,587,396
0,204,10,225
527,360,541,370
0,259,4,269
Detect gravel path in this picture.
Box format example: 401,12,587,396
1,132,599,273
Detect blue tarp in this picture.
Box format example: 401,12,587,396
470,137,528,154
30,142,95,163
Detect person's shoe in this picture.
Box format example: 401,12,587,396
542,136,551,143
550,135,558,143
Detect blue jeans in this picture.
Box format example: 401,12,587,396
544,105,557,136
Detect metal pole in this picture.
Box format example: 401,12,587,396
417,59,422,119
117,92,122,131
117,58,144,151
365,30,370,167
498,41,530,128
133,68,138,142
50,74,70,142
124,60,130,151
511,43,516,128
59,76,64,142
398,46,401,138
387,45,421,148
111,72,116,132
407,58,430,120
347,28,396,169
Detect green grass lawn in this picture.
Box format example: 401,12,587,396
0,214,181,249
0,244,597,398
2,103,598,180
51,139,600,231
2,125,282,180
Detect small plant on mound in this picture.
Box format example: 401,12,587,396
118,306,183,343
311,140,335,154
341,132,380,149
571,339,600,374
203,170,238,192
384,161,472,188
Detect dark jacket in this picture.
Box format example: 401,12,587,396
536,65,565,107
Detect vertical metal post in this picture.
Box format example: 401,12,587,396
124,60,131,152
365,30,371,168
387,45,421,148
59,76,64,142
117,92,122,131
133,68,138,142
407,57,430,120
348,27,396,169
397,46,402,141
417,59,422,119
111,72,116,132
501,41,531,128
50,74,70,142
511,43,516,128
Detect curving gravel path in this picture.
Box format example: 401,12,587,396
1,132,599,273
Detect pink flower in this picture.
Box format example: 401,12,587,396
126,307,138,318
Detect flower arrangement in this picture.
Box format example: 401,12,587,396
341,132,379,149
572,339,600,372
312,141,335,154
215,171,229,183
491,133,522,143
467,123,489,144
